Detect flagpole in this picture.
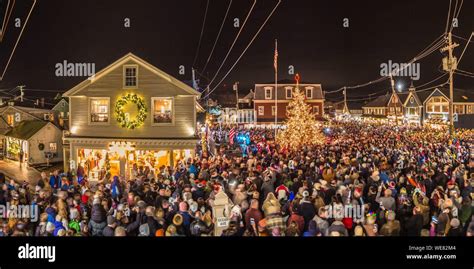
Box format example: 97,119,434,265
274,39,278,138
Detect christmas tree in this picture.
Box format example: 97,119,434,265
276,81,324,150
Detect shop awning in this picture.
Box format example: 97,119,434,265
4,120,48,140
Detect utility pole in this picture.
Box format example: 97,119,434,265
19,85,25,102
343,87,348,114
441,32,458,136
233,82,239,110
191,68,198,91
390,75,398,126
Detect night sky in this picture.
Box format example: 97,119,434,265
0,0,472,104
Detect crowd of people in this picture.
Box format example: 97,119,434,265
0,121,473,237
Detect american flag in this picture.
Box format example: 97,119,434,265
274,39,278,71
228,127,236,145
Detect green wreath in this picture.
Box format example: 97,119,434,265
115,93,147,129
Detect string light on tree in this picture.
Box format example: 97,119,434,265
276,74,324,150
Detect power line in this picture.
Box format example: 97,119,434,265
456,69,474,76
325,34,446,95
450,0,463,33
203,0,281,99
416,73,448,88
204,0,257,87
456,32,473,66
192,0,210,69
454,71,474,78
453,34,474,43
0,0,37,81
445,0,452,34
201,0,233,74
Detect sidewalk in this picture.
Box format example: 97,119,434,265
0,159,41,186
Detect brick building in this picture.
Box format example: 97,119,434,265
253,79,324,124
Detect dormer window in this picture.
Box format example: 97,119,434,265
305,87,313,99
124,65,138,88
264,87,272,100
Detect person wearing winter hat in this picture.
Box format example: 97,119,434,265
102,215,117,237
447,218,463,236
302,220,321,237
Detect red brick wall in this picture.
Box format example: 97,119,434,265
254,101,323,122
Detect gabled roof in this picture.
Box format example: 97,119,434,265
362,93,391,108
403,90,423,107
397,92,409,104
52,98,69,111
4,120,48,140
422,88,449,104
62,53,201,97
0,105,47,121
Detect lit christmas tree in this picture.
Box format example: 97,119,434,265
276,75,324,150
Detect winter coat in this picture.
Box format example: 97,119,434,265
380,220,401,236
299,201,316,230
328,220,348,236
88,220,107,236
287,213,305,233
102,225,115,237
312,215,329,236
90,204,107,223
405,214,423,236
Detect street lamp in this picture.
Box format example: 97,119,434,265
396,82,403,92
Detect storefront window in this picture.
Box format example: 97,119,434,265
152,97,173,124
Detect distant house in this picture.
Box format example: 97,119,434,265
423,87,474,126
253,79,324,124
335,101,363,119
51,98,69,129
362,93,390,121
4,120,63,165
362,90,404,123
62,52,201,179
0,105,58,158
403,83,423,125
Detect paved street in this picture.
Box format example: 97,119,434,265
0,159,41,186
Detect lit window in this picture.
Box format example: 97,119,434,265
49,143,57,152
258,106,264,116
90,98,110,123
454,105,464,114
124,65,138,87
152,97,173,124
313,106,319,115
271,106,276,116
7,114,14,126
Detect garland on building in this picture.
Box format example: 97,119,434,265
276,85,324,150
115,93,147,129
